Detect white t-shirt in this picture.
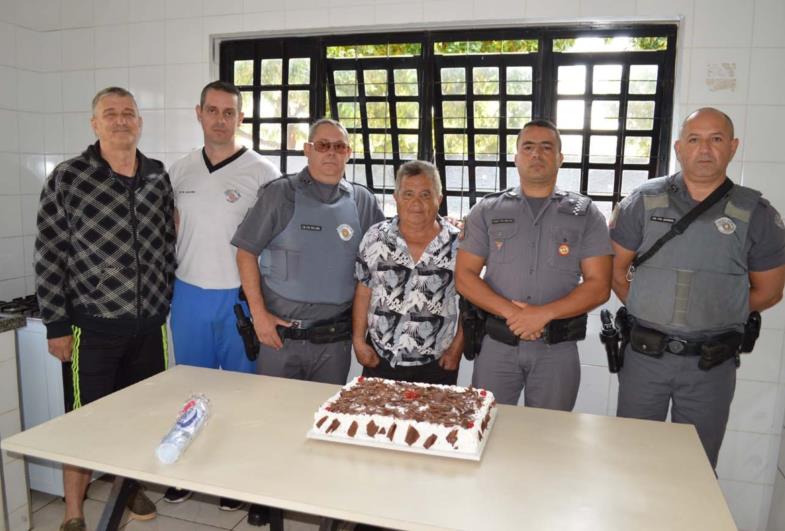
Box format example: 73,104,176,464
171,148,279,289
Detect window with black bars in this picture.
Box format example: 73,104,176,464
219,26,676,220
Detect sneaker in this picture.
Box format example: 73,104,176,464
163,487,193,504
219,497,244,511
59,518,86,531
126,488,156,521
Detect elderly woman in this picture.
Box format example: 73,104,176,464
352,160,463,384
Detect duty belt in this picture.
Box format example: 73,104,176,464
485,313,588,346
629,323,742,357
276,310,352,344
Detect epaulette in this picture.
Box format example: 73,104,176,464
262,174,292,190
347,179,374,195
479,187,517,202
557,191,591,216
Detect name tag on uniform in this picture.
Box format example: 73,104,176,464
300,224,322,231
650,216,675,224
491,218,515,224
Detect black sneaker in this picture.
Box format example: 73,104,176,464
219,497,244,511
247,504,271,526
163,487,192,504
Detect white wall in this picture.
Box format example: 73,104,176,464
1,0,784,529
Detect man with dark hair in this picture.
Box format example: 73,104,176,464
163,81,279,510
611,107,785,469
35,87,175,531
456,119,612,408
353,160,463,384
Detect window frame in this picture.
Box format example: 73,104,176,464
219,24,677,216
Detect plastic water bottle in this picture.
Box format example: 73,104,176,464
155,394,210,464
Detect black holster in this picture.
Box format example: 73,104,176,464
234,304,260,361
599,309,623,373
740,311,761,353
460,297,486,360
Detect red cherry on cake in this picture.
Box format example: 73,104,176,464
403,389,419,400
467,421,474,428
480,390,487,397
358,376,365,382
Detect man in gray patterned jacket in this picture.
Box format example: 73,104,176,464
35,87,175,531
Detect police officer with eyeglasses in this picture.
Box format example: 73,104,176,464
232,118,383,526
233,118,384,384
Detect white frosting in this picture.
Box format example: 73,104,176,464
312,377,496,454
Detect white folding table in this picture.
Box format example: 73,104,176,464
1,365,736,530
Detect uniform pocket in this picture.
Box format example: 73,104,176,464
486,222,519,264
547,228,581,274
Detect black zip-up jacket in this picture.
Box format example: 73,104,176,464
35,142,176,338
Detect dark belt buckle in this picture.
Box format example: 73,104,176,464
667,338,686,354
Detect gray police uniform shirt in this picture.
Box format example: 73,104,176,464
459,186,613,306
611,173,785,335
232,168,385,321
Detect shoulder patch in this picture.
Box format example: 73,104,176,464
775,212,785,230
557,192,591,216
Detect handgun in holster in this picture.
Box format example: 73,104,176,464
459,297,486,360
234,303,260,361
600,309,622,373
740,311,761,353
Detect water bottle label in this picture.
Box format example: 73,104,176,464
176,399,201,429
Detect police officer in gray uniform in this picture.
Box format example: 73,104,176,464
456,119,613,408
611,107,785,469
233,118,384,383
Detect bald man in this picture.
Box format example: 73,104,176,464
610,107,785,469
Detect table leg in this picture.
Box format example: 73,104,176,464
270,507,284,531
318,517,339,531
95,476,136,531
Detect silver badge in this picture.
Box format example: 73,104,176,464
337,223,354,241
714,216,736,235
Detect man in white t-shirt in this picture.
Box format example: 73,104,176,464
165,81,279,512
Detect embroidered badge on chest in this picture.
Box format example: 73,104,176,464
558,243,570,256
224,189,241,203
714,216,736,235
337,223,354,241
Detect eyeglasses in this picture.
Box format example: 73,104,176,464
309,140,350,154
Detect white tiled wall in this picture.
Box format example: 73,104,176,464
1,0,784,529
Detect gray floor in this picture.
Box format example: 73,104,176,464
29,477,332,530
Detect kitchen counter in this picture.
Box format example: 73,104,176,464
0,315,25,334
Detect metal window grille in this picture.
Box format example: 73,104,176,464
219,25,677,219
